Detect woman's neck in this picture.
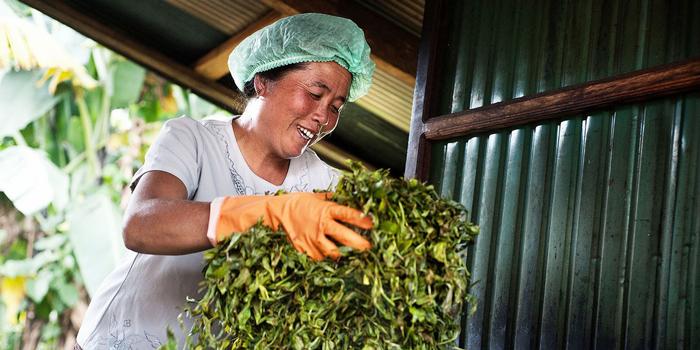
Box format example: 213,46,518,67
232,114,289,186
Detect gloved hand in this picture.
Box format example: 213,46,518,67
207,192,373,260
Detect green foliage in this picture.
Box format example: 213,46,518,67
66,191,126,297
0,3,223,348
180,163,479,349
0,69,61,139
0,232,81,349
0,146,69,215
109,59,146,108
9,234,80,313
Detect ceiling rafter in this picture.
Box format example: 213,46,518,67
194,11,284,80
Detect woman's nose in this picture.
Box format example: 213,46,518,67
311,105,331,126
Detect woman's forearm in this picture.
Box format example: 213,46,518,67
123,198,212,255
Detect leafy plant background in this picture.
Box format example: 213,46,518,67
0,1,225,348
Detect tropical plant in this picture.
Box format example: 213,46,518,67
0,1,222,348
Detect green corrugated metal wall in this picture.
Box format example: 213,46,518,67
436,0,700,115
427,0,700,348
432,95,700,349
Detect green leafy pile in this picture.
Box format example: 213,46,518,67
180,163,478,349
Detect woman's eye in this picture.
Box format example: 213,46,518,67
331,105,340,114
309,92,321,100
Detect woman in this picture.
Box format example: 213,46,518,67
76,13,376,349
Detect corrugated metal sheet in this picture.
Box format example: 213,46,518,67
430,93,700,349
166,0,269,35
356,67,414,132
353,0,422,132
426,0,700,347
436,0,700,115
356,0,424,36
66,0,229,64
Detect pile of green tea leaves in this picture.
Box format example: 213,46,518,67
179,163,478,349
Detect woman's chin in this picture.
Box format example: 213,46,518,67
288,139,311,158
280,144,307,159
289,146,307,159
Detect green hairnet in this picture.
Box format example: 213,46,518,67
228,13,375,102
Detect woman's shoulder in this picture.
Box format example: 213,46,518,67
161,115,236,142
163,114,235,129
198,114,237,128
162,115,200,128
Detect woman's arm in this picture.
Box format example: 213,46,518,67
122,170,212,255
123,170,372,259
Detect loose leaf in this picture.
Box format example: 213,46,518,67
179,163,479,349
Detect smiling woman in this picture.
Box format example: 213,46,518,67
74,12,376,349
233,60,352,181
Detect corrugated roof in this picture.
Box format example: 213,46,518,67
166,0,269,35
353,0,424,131
355,68,414,132
356,0,424,36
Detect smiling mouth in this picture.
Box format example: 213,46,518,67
297,125,315,141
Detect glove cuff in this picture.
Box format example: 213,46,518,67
207,197,226,247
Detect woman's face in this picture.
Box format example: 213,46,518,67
254,61,351,159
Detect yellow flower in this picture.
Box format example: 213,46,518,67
1,276,26,325
1,18,97,92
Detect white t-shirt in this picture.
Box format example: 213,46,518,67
77,116,339,349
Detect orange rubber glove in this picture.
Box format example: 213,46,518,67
207,192,373,260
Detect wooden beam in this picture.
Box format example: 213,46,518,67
20,0,245,113
423,57,700,141
194,11,284,80
261,0,418,86
404,0,448,180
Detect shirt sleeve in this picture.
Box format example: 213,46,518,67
130,117,201,199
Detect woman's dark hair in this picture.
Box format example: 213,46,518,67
242,62,310,98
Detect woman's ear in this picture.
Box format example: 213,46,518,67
253,75,267,97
